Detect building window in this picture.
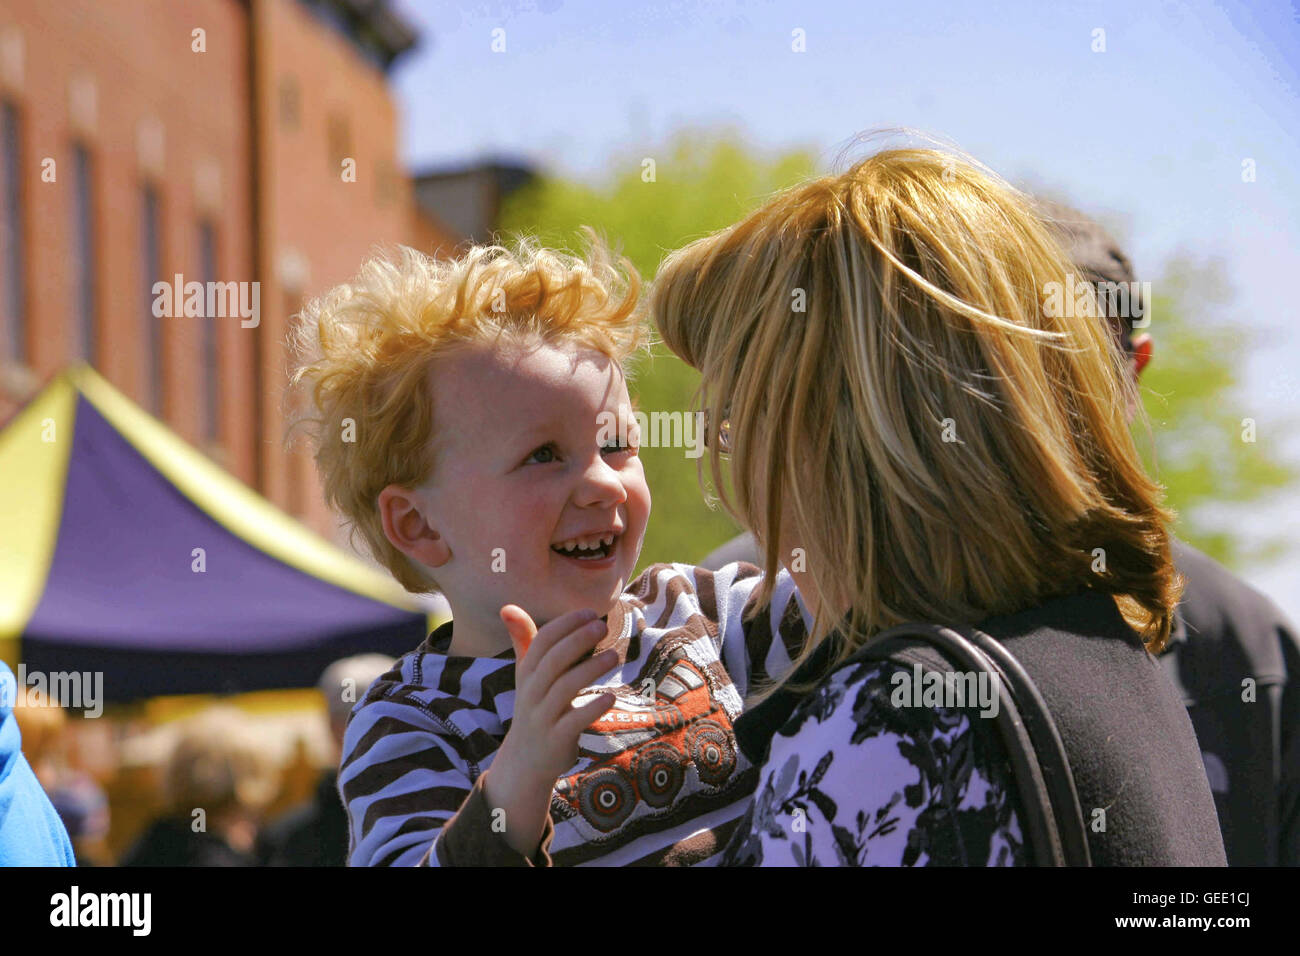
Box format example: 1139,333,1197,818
71,143,96,363
278,75,300,130
327,113,351,174
284,292,304,515
287,428,306,515
374,159,399,207
251,313,265,492
141,183,163,412
198,221,220,442
1,100,25,364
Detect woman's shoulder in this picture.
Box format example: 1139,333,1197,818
732,657,1027,866
778,656,977,742
978,588,1140,647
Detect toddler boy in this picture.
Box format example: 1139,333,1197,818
291,236,807,865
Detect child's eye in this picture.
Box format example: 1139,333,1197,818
605,421,642,455
525,443,559,465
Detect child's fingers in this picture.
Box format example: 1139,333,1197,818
541,649,620,722
527,607,601,660
500,604,539,669
557,691,616,738
529,616,609,693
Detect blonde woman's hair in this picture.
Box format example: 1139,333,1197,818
289,231,648,593
650,147,1181,704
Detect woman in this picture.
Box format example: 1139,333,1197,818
649,147,1226,866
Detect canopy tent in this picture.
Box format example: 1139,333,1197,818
0,364,440,702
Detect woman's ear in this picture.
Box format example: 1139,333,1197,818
378,484,451,569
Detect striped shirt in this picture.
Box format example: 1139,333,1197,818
339,561,809,866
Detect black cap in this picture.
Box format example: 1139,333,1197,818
1033,199,1145,353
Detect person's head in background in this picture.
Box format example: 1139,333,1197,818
163,706,277,857
14,700,67,789
1033,198,1153,399
15,703,112,866
652,147,1180,703
318,654,396,759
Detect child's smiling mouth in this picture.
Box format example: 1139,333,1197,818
551,528,622,565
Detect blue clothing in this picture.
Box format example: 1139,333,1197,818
0,662,77,866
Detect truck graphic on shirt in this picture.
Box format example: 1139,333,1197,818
552,656,737,833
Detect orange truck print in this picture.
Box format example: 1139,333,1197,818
553,656,738,833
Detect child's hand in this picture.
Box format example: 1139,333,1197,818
481,606,618,857
500,605,618,778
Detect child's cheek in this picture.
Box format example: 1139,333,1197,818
509,485,561,549
630,461,651,526
624,465,652,567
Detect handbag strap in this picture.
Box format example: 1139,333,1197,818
847,622,1092,866
959,625,1092,866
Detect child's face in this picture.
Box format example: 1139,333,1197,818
417,339,650,627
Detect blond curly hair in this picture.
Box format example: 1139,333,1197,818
289,231,648,592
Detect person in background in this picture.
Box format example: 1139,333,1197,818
700,197,1300,867
257,654,395,866
1041,199,1300,866
119,705,276,866
0,662,76,865
15,702,111,866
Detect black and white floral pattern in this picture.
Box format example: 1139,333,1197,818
725,659,1027,866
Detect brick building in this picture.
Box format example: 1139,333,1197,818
0,0,461,548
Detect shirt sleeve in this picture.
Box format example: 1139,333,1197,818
723,660,1026,866
426,773,555,867
708,561,812,698
339,693,553,867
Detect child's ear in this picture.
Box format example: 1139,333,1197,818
378,484,451,569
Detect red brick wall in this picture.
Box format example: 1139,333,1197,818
254,0,460,540
0,0,460,549
0,0,253,479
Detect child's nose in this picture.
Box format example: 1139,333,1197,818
573,455,628,508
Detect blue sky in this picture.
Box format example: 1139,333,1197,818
389,0,1300,619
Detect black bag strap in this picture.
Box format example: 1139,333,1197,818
846,622,1092,867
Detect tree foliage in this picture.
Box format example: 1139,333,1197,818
1135,254,1296,568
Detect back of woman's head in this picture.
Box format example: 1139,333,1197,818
651,147,1179,690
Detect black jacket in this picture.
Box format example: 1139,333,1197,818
1160,539,1300,865
256,770,349,867
737,587,1228,866
119,817,255,867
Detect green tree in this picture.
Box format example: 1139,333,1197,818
500,131,817,572
1135,254,1297,568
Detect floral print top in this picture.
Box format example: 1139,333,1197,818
724,658,1028,866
